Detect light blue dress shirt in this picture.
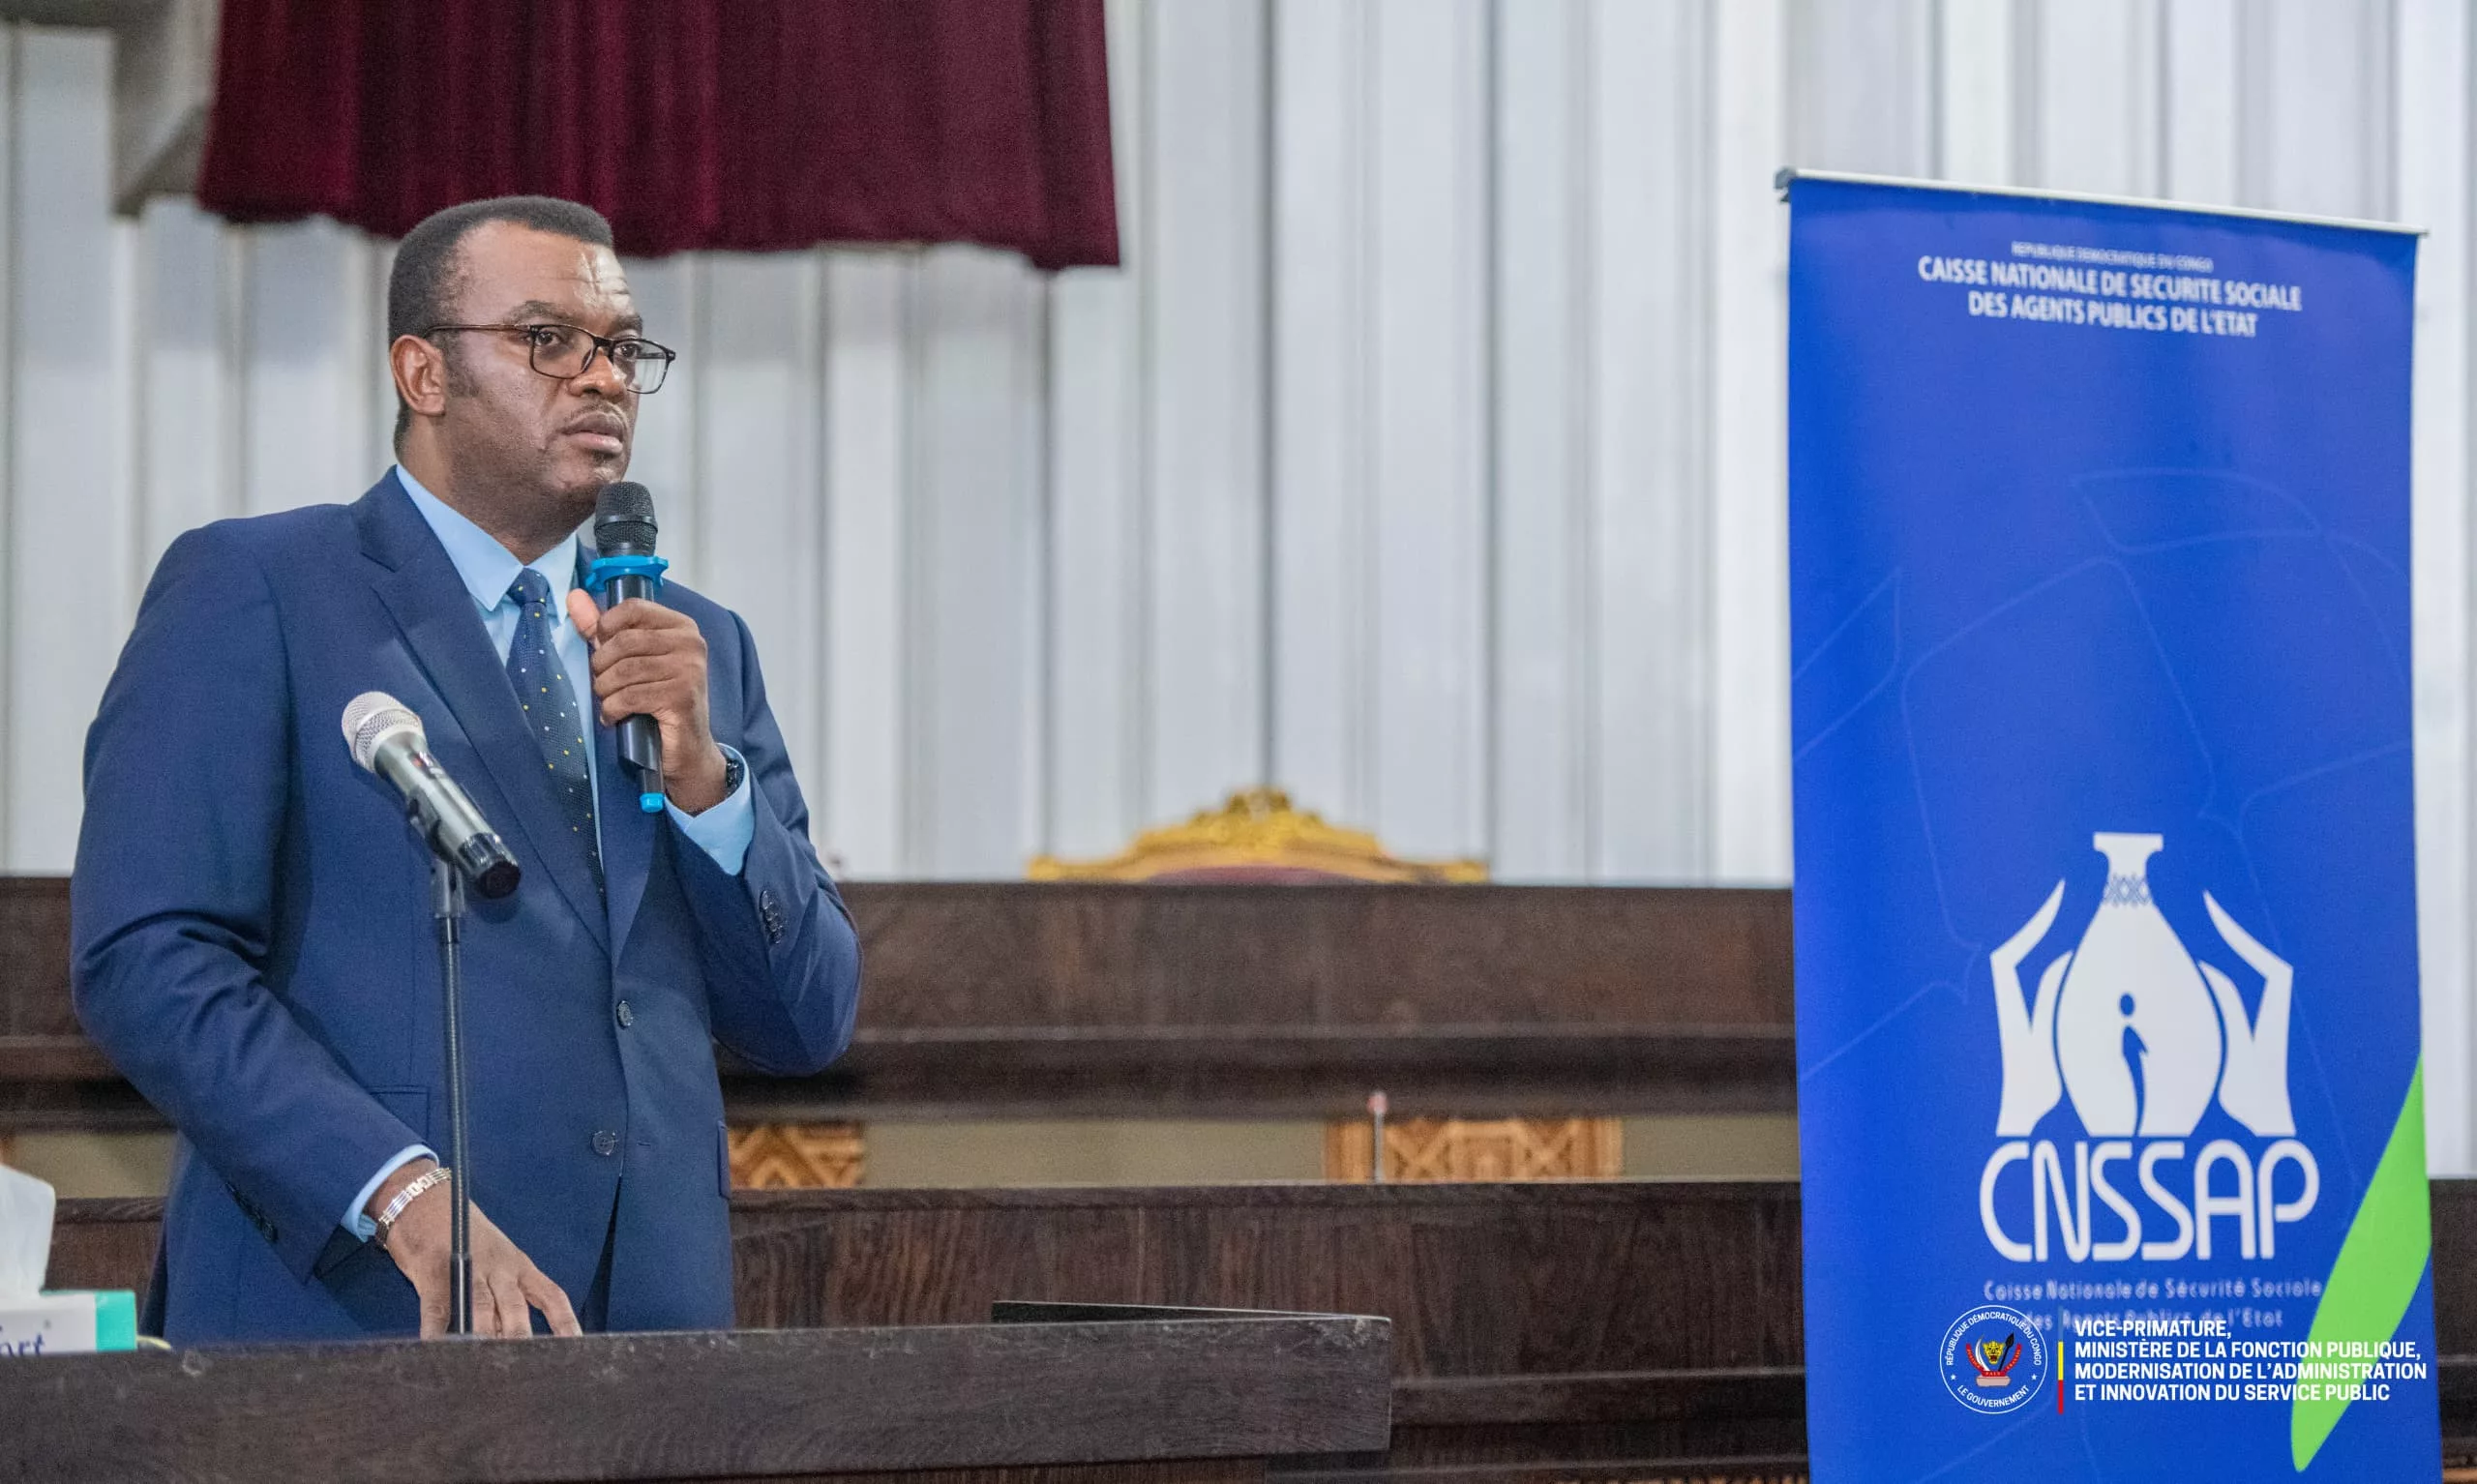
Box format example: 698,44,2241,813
343,464,755,1240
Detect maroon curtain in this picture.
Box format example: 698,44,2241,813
198,0,1119,270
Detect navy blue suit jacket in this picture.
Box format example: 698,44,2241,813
70,473,861,1343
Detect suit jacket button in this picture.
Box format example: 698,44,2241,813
592,1130,619,1157
615,999,634,1028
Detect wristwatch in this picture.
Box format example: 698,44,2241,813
720,749,745,797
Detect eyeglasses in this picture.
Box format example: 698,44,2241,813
422,322,677,394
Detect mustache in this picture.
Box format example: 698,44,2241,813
561,410,631,438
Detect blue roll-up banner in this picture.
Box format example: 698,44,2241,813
1788,175,2438,1480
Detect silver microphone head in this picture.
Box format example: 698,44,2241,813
342,691,425,772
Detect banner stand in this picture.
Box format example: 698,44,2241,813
1785,171,2438,1481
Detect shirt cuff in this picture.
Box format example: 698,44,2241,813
667,745,755,876
345,1143,437,1240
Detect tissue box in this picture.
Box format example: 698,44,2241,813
0,1291,138,1355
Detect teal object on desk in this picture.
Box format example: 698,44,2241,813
84,1291,138,1350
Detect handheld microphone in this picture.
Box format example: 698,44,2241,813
342,692,522,900
587,481,670,814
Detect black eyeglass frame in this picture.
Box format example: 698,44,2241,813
421,321,678,394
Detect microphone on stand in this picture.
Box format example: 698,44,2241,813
586,481,671,814
341,690,512,1337
342,692,521,900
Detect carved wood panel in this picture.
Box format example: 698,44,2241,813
729,1122,866,1189
1321,1116,1622,1181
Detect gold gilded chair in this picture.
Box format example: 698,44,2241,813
1030,786,1485,884
1032,787,1619,1182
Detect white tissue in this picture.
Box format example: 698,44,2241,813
0,1161,53,1303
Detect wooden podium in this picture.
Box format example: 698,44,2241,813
0,1305,1391,1484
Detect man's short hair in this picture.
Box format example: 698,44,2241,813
386,195,616,445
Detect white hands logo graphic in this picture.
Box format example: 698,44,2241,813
1991,832,2296,1141
1979,833,2314,1264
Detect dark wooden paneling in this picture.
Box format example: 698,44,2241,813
0,877,1798,1122
0,878,1795,1036
727,1026,1793,1118
0,1318,1391,1484
0,876,72,1037
2436,1179,2477,1355
0,1027,1791,1124
0,879,87,1129
39,1195,160,1292
728,1183,1804,1380
834,883,1793,1030
48,1183,1808,1381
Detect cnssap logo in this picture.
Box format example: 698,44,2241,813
1980,833,2317,1263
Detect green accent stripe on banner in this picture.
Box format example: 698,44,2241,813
2291,1060,2432,1470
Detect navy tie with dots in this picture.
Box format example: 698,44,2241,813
505,568,602,889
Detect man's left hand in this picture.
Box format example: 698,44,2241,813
565,591,731,814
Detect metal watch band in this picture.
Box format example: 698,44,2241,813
723,750,745,797
372,1165,451,1249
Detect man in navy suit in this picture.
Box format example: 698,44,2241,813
71,196,862,1342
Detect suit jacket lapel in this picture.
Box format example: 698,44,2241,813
581,542,656,963
355,475,612,955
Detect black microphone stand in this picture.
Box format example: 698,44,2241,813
419,824,477,1337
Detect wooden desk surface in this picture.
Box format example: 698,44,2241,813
0,1314,1392,1484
